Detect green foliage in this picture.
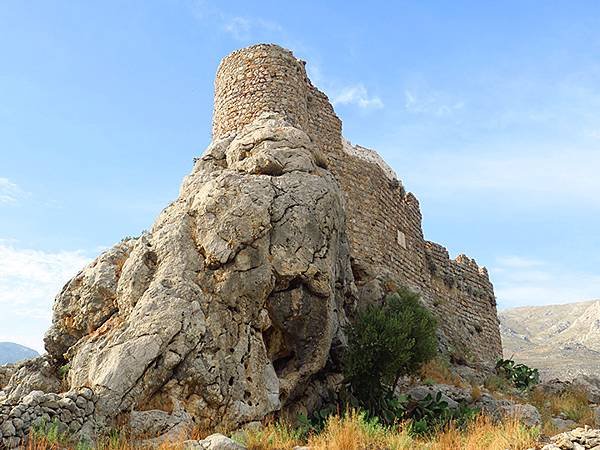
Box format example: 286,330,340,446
58,363,70,379
31,418,68,446
298,401,340,436
495,359,540,390
406,392,479,436
342,287,437,423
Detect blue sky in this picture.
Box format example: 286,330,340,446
1,1,599,351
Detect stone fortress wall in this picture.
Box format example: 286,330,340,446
213,44,502,367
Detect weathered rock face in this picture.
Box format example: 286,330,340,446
40,113,354,432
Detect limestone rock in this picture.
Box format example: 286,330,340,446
497,403,542,427
1,356,61,404
574,375,600,403
405,385,460,410
552,417,578,432
184,433,246,450
38,112,355,431
546,427,600,449
0,364,16,389
129,407,193,442
474,393,541,427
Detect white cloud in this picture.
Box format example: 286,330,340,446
0,178,26,205
404,89,464,116
401,148,600,209
332,84,384,109
0,243,91,352
223,16,282,42
190,2,283,43
493,256,600,309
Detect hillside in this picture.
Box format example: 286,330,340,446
500,300,600,380
0,342,39,365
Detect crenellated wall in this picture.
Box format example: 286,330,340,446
213,44,502,368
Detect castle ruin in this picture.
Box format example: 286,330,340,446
213,44,502,367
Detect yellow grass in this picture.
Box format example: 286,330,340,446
243,421,304,449
25,411,540,450
420,358,465,387
304,412,538,450
529,386,595,433
470,384,482,402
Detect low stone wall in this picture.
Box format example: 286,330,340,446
0,388,96,448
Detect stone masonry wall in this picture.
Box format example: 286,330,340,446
0,388,96,448
212,44,502,367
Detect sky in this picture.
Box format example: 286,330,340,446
1,1,599,352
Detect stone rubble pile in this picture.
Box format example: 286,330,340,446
541,427,600,450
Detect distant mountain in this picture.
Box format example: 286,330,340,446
500,300,600,380
0,342,39,365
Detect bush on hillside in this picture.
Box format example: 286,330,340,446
495,358,540,390
342,287,438,422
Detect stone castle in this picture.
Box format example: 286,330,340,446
0,43,502,446
213,44,502,366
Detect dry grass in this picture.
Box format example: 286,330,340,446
25,411,540,450
470,384,481,402
304,412,538,450
243,421,304,450
420,358,464,387
529,386,595,433
427,415,539,450
483,374,512,394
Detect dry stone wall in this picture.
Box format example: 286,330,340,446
0,388,96,448
213,44,502,367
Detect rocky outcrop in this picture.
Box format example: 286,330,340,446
0,365,16,390
0,356,61,405
4,113,356,442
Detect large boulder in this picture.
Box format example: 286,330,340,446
475,393,542,427
573,375,600,403
34,112,355,432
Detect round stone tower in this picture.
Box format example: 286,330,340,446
213,44,312,138
212,44,343,160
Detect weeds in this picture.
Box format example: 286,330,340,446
529,385,594,433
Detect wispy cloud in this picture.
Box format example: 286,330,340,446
0,178,26,205
493,256,600,309
223,16,283,42
404,89,464,116
401,148,600,209
191,0,284,43
332,84,384,109
0,243,91,351
585,129,600,140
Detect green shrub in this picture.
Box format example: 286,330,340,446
495,359,539,390
342,287,437,422
406,392,479,436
